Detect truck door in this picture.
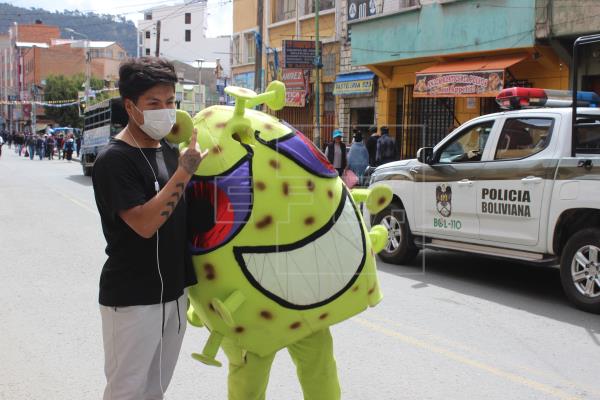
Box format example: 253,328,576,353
412,120,495,240
476,117,556,246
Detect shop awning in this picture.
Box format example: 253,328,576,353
333,72,375,96
414,54,527,98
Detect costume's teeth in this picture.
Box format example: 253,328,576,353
241,196,363,306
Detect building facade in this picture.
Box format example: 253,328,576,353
232,0,341,146
1,22,127,132
138,1,232,78
349,0,569,160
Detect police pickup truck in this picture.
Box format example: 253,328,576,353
367,87,600,313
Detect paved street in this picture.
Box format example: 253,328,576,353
1,148,599,400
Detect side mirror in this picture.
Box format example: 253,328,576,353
416,147,434,164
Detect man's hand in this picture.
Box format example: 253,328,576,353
179,129,208,175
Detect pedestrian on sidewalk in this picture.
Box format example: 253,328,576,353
0,133,4,158
375,126,397,166
56,134,64,159
366,125,380,167
324,129,347,177
92,57,207,400
347,128,370,186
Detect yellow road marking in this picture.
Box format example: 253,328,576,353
353,317,583,400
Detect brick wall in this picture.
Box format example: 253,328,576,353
17,24,61,44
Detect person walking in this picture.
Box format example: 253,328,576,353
64,135,75,162
366,125,380,167
56,134,64,159
324,129,347,176
375,126,397,166
346,129,370,186
26,134,36,160
0,133,4,158
46,135,55,160
92,57,207,400
36,135,45,160
76,136,82,158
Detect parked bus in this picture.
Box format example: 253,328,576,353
80,97,128,176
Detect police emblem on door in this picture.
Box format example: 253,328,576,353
436,184,452,217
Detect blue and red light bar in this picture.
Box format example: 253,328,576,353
496,87,600,109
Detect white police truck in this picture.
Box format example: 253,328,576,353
367,36,600,314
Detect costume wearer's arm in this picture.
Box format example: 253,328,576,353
119,132,207,239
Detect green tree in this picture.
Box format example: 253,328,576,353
43,74,109,128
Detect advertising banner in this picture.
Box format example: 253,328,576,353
414,70,505,97
283,40,323,69
281,68,309,107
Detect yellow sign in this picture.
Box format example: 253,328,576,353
333,79,373,96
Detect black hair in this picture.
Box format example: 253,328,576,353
118,57,178,103
381,126,389,135
368,125,377,134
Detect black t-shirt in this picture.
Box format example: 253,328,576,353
366,134,379,166
92,138,196,306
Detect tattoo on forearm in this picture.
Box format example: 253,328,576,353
160,182,186,219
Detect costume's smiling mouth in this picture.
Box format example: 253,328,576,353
234,189,366,309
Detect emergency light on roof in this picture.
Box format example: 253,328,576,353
496,87,600,109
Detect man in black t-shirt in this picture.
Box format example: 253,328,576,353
92,57,207,400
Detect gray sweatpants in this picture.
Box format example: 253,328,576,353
100,291,187,400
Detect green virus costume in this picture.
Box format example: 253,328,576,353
177,81,392,398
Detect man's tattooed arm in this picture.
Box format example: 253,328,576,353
118,130,208,238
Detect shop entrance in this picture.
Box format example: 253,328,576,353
396,85,456,159
350,107,375,135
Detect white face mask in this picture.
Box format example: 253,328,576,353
132,104,176,141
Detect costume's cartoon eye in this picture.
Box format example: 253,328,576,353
256,122,338,178
186,159,252,254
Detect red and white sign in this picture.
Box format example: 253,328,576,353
282,68,309,107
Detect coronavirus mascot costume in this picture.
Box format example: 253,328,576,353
169,81,392,399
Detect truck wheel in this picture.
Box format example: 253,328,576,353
82,163,92,177
373,202,418,265
560,228,600,314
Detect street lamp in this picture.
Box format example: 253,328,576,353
65,28,90,105
196,58,205,111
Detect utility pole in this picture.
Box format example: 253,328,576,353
314,0,321,148
254,0,264,93
155,20,161,57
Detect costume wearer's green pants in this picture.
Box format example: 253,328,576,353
221,328,341,400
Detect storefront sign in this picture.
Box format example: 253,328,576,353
348,0,377,21
414,70,505,97
283,40,322,69
281,68,309,107
286,91,307,107
333,72,375,96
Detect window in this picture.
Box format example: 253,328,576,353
145,48,151,56
145,31,150,39
185,30,191,42
185,13,191,24
322,52,336,77
144,12,152,20
233,36,241,65
576,122,600,154
245,33,255,63
304,0,335,14
273,0,296,22
438,121,494,163
495,118,553,160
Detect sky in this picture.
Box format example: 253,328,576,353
11,0,233,37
